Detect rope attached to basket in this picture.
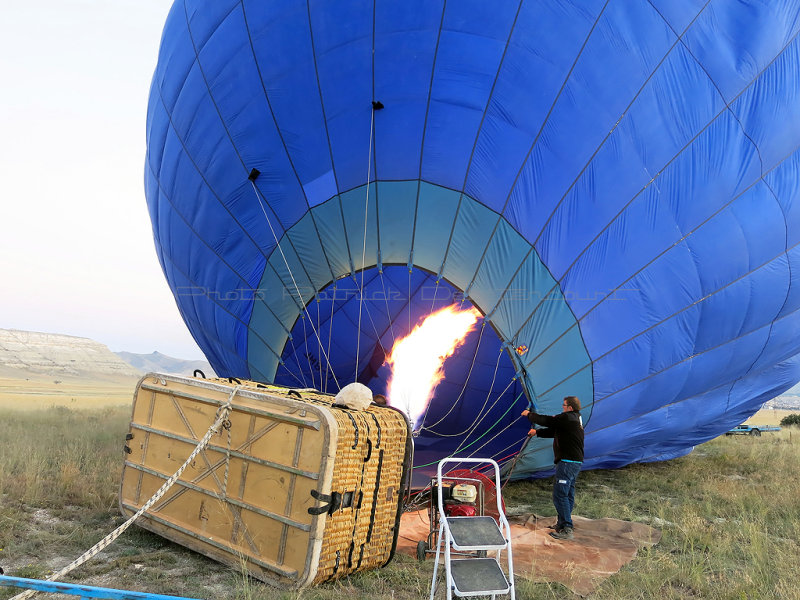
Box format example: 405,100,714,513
10,386,241,600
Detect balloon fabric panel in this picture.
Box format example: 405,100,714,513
146,0,800,480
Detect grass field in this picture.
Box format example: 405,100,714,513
745,407,796,426
0,393,799,599
0,373,138,411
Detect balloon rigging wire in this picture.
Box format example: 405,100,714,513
300,304,316,390
446,371,516,448
413,388,526,470
355,108,376,381
249,180,340,390
420,320,487,431
316,298,323,389
324,283,336,393
407,268,412,334
285,336,309,389
378,269,397,348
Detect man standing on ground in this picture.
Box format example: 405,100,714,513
521,396,584,540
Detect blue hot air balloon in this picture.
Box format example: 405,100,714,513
145,0,800,484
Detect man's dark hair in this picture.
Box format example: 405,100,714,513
564,396,581,411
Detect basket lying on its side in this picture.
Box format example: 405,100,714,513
119,374,412,588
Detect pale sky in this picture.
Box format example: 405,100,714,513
0,0,207,359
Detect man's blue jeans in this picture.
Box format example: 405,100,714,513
552,460,581,530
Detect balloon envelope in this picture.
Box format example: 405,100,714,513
145,0,800,482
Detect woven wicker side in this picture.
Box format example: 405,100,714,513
312,404,410,584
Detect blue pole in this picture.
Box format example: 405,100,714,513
0,575,203,600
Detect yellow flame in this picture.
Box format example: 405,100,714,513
386,305,482,426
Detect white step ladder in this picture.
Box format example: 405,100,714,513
429,458,516,600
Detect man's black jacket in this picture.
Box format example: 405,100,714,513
526,410,584,463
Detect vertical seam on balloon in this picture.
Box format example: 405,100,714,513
722,176,793,412
409,0,448,268
649,0,797,413
490,0,612,220
525,140,800,403
175,3,321,332
484,1,710,333
551,237,800,408
579,338,800,443
506,28,800,355
355,114,376,379
527,0,712,250
481,0,704,331
152,86,308,359
435,0,525,292
325,281,336,392
239,0,339,288
149,4,240,201
367,0,384,341
144,150,296,366
370,0,382,279
304,0,358,280
146,179,302,386
316,297,323,389
510,141,799,378
179,1,281,230
180,3,322,314
300,305,315,390
453,1,612,419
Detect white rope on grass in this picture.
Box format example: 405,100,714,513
10,386,242,600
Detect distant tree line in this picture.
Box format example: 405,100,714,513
779,413,800,427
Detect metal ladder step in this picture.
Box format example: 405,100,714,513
450,558,510,597
446,516,507,551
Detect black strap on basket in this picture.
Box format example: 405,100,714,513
307,489,357,515
365,449,385,543
193,369,206,378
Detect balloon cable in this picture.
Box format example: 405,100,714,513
355,107,376,381
249,180,340,390
421,327,492,434
324,283,336,393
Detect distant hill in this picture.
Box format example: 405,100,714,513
0,328,140,378
115,351,215,378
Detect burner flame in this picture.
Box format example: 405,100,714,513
386,305,482,427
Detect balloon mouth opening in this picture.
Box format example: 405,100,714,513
274,266,528,479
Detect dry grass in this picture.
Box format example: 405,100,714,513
0,372,137,411
1,391,799,599
745,407,797,426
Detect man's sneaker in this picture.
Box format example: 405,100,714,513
549,527,574,540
